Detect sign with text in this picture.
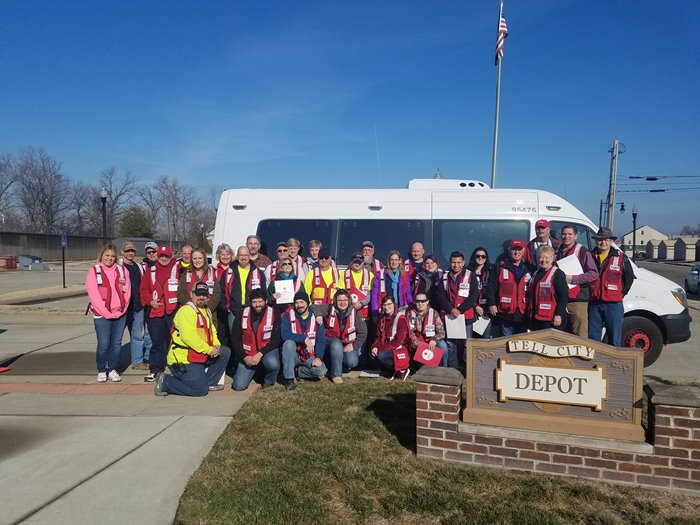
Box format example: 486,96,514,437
496,360,607,411
464,329,644,441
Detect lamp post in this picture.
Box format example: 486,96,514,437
632,205,638,259
100,187,108,245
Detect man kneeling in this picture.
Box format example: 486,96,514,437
155,282,231,396
280,291,328,390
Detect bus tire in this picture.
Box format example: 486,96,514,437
622,316,663,367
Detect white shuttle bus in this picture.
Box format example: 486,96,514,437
213,178,691,366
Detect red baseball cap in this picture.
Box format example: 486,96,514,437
509,239,525,250
535,219,551,229
157,246,173,257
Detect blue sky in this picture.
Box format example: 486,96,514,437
1,1,699,234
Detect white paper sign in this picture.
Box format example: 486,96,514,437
445,314,467,339
555,254,584,289
274,280,295,304
472,316,491,336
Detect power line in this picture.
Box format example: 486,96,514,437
618,187,700,193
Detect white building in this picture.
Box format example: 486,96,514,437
621,225,667,255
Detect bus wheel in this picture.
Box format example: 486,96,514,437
622,316,662,367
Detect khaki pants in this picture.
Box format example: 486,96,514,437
567,301,588,337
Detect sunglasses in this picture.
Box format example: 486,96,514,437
415,299,429,304
146,250,156,254
320,256,331,259
277,248,288,253
475,254,486,259
123,249,136,253
280,262,292,266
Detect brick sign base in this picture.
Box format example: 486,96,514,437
413,367,700,495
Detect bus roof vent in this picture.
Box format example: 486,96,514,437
408,178,490,190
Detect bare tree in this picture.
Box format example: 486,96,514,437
0,153,20,229
99,167,137,236
69,181,99,235
15,147,73,233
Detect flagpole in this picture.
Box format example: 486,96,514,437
491,0,507,189
491,57,502,189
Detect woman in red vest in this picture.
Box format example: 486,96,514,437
371,295,411,380
85,244,131,382
527,245,568,331
177,248,220,311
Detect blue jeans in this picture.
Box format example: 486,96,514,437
162,346,231,396
146,313,174,374
588,301,624,347
94,315,127,373
232,348,281,390
446,324,473,369
326,338,359,378
281,340,328,380
435,340,450,367
500,320,527,337
126,308,147,365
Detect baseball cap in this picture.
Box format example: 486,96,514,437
122,241,136,251
145,241,158,251
535,219,551,229
361,240,374,249
509,239,525,250
193,282,209,296
318,248,331,259
350,252,363,263
157,246,173,257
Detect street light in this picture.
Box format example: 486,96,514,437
100,187,108,245
632,205,638,259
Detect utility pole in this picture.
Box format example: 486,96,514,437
606,140,622,232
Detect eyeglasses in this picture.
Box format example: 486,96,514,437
415,299,429,304
146,250,156,254
475,254,486,259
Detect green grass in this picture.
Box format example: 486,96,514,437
176,380,698,525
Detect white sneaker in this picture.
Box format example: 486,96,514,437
108,370,122,382
97,372,107,382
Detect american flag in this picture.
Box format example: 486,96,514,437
495,3,508,65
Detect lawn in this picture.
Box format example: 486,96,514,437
176,380,698,525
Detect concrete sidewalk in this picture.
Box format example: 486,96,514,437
0,307,254,525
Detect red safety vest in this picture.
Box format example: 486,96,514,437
183,302,213,364
226,266,263,307
496,265,530,315
324,306,356,344
344,268,371,318
403,259,421,278
591,253,625,302
407,308,437,342
377,269,411,308
531,267,558,321
442,270,475,320
310,267,339,305
288,309,317,359
185,267,216,297
148,262,179,317
267,260,280,281
292,255,309,278
377,310,409,371
372,258,383,273
91,264,127,315
240,306,275,356
557,243,584,299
